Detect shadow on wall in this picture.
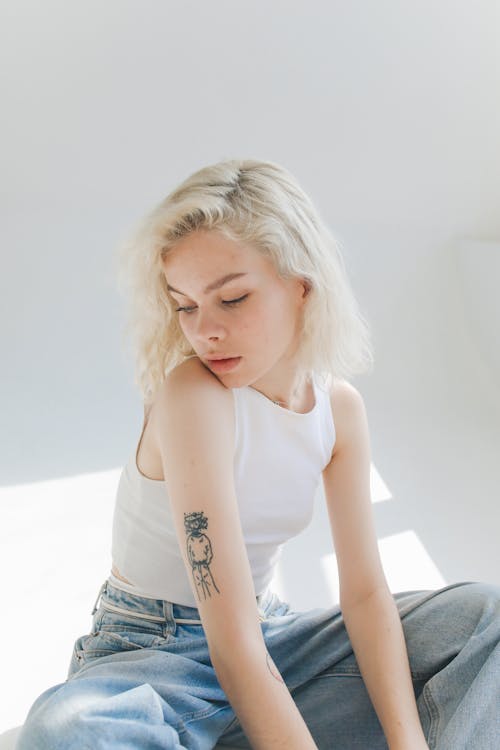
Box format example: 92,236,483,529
454,239,500,394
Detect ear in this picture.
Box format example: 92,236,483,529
301,278,312,299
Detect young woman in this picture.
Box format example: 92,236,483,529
17,159,499,750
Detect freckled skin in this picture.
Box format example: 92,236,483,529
162,229,310,405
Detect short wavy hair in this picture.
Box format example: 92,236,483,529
114,158,374,406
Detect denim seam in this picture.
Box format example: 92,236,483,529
99,624,164,636
309,667,435,680
220,714,240,735
397,581,477,621
180,701,232,728
100,600,166,623
421,681,440,749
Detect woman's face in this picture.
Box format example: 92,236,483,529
162,228,309,387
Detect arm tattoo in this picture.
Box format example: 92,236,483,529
184,511,220,600
266,652,285,684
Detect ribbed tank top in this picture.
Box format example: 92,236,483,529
111,372,336,607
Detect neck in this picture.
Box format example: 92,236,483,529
256,371,311,410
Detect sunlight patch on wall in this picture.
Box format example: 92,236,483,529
0,468,122,731
319,529,446,603
1,468,121,600
370,463,393,504
379,530,447,591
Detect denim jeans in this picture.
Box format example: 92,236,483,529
16,578,500,749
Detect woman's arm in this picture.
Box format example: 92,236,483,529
322,381,428,750
154,358,317,750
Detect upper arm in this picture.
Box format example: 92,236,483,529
322,381,388,608
151,357,263,663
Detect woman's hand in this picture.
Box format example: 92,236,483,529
389,738,429,750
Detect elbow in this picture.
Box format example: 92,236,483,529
340,581,393,613
208,628,266,676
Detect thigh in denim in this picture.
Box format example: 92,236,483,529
70,604,173,674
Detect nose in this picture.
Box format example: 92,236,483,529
192,307,227,343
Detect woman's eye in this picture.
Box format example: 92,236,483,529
175,294,248,314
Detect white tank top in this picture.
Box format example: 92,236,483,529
111,372,336,606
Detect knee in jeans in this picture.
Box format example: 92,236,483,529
17,713,66,750
449,581,500,634
17,692,86,750
460,581,500,609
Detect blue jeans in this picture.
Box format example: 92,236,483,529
16,578,500,749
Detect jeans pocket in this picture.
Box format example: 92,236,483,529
71,609,170,671
70,632,111,674
100,608,170,645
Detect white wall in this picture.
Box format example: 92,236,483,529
1,0,499,730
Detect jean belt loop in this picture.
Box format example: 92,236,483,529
163,600,176,635
91,581,107,616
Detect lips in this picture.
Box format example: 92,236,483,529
206,355,238,361
205,356,242,373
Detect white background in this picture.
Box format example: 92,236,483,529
1,0,499,733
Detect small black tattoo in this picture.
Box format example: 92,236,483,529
266,652,284,683
184,511,220,600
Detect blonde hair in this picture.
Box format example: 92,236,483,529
114,158,374,407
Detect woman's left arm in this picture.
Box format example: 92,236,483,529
322,381,428,750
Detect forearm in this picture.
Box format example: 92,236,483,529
341,586,428,749
211,638,318,750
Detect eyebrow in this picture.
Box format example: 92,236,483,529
166,272,249,297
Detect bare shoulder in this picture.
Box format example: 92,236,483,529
328,379,367,459
151,356,234,437
167,354,222,383
329,378,364,412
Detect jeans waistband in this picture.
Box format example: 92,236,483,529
92,578,275,625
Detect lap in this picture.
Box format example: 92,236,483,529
17,580,499,749
222,581,500,748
